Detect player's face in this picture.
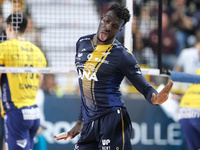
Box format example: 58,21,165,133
97,10,124,43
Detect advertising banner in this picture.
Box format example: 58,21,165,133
41,94,187,150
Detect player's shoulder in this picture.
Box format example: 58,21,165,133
196,68,200,75
0,40,16,51
112,40,137,64
112,40,133,56
25,41,42,52
77,34,94,43
0,39,12,45
28,41,39,49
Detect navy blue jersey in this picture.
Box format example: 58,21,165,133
75,34,157,124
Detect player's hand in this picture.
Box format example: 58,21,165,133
53,120,83,140
151,80,173,105
53,132,71,140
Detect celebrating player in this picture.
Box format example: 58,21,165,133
54,3,173,150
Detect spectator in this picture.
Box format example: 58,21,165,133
24,14,42,49
172,39,200,95
41,74,57,95
41,74,64,98
191,9,200,44
2,0,28,19
148,12,177,70
0,12,7,42
174,41,200,74
140,6,154,39
132,15,146,64
168,0,197,56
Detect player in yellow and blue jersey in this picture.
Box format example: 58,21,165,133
0,13,47,150
179,68,200,150
54,3,173,150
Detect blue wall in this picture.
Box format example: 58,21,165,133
41,94,187,150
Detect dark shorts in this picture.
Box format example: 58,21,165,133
75,107,133,150
4,105,40,150
179,107,200,150
179,118,200,150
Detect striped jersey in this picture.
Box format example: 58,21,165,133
0,39,47,117
75,34,157,124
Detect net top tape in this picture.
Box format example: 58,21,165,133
0,67,160,75
1,67,199,84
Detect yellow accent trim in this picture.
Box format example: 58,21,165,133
91,46,113,100
1,100,5,118
120,108,125,150
126,50,133,54
91,37,115,52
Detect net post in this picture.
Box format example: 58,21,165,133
124,0,133,52
158,0,163,74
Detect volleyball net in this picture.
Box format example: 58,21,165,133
0,66,199,83
0,0,199,93
0,0,161,70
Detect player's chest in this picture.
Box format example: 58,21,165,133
75,47,119,78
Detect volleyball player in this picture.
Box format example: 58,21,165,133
54,3,173,150
178,71,200,150
0,13,47,150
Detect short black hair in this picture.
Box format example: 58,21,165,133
6,13,28,33
108,3,130,26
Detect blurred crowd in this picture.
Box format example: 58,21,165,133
136,0,199,71
0,0,199,75
0,0,199,69
0,0,200,149
97,0,200,72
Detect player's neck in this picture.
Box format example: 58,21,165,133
8,33,25,41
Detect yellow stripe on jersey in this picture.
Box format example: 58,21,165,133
126,50,133,55
0,39,47,111
91,45,112,102
180,68,200,108
82,44,112,103
1,100,5,117
120,108,125,150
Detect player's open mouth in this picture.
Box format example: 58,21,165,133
99,32,109,41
